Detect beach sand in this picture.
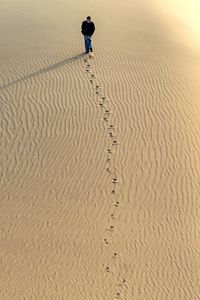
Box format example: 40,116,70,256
0,0,200,299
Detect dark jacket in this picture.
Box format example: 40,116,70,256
81,21,95,36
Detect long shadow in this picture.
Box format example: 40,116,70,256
0,52,86,90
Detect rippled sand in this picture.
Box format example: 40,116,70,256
0,0,200,299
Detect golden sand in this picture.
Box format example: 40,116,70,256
0,0,200,299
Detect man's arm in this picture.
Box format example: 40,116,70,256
81,21,84,34
91,23,95,35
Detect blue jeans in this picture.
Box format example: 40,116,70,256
84,35,92,53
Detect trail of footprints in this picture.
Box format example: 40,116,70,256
83,57,126,299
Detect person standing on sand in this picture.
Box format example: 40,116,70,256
81,16,95,55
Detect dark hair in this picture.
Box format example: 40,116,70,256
87,16,91,20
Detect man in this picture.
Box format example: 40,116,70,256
81,16,95,54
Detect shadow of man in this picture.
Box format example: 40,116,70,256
0,52,85,90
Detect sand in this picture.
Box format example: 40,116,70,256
0,0,200,299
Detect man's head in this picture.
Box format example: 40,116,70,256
86,16,91,23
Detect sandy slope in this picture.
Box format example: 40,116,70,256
0,0,200,299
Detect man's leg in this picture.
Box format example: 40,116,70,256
88,38,93,52
84,36,90,53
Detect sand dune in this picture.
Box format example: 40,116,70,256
0,0,200,299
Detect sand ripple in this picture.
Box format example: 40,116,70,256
1,2,200,299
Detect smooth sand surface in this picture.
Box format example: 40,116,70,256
0,0,200,299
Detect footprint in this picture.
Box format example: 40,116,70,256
112,141,120,146
83,62,122,293
107,225,114,231
108,125,114,131
104,238,109,245
112,178,118,183
116,292,120,298
117,278,126,287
